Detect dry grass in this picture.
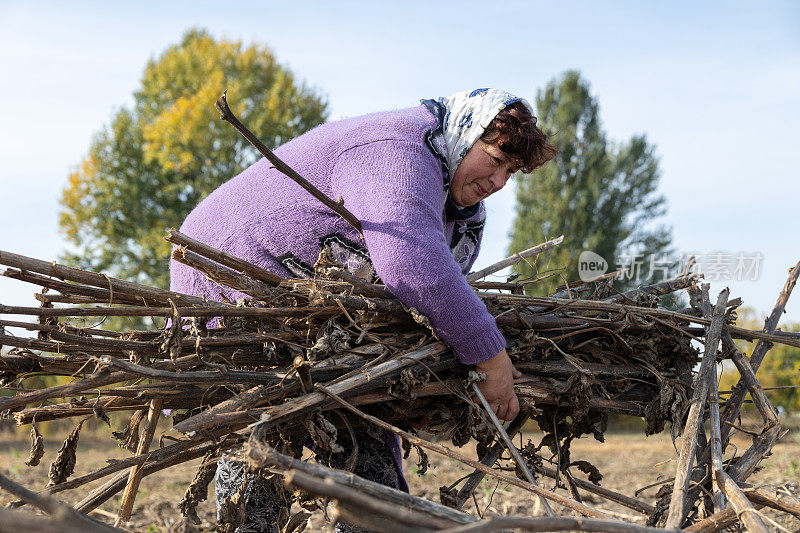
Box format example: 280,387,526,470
0,420,798,532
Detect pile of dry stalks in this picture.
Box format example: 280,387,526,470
0,238,798,532
1,93,799,532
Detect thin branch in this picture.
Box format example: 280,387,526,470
454,412,529,508
441,516,676,533
664,287,728,529
466,235,563,282
716,471,769,533
0,472,122,532
165,228,284,286
115,398,163,525
470,382,555,517
215,90,362,235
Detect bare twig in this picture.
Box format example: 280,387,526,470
441,516,676,533
0,508,121,533
165,228,284,286
470,382,555,517
466,235,563,282
716,471,769,533
0,249,208,307
114,398,163,525
246,440,474,525
0,471,122,533
248,342,449,435
664,287,728,529
215,91,362,234
285,469,458,529
724,335,780,428
702,293,726,514
171,247,274,299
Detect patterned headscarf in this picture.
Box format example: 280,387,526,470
421,88,533,219
437,88,533,181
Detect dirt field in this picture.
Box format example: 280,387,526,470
1,421,798,532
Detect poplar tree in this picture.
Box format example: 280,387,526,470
509,70,672,295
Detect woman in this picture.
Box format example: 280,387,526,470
170,88,556,532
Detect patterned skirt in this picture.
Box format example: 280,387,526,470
215,426,402,532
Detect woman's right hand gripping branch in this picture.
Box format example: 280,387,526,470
474,348,521,421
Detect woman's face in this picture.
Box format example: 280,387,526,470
451,140,519,207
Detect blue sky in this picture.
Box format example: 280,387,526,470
0,1,798,327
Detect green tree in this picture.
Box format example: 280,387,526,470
60,28,328,289
509,71,672,296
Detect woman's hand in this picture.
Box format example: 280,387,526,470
474,349,522,421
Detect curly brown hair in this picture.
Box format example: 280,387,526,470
480,101,557,173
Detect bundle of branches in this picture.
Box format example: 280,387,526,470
1,94,798,530
1,238,798,531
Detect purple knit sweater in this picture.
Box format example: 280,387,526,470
170,104,506,366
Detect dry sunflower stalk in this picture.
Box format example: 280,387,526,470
0,233,798,532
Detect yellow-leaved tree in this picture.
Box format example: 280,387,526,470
60,28,328,289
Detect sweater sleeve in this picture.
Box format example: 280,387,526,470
331,139,505,365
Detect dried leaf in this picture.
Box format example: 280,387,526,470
297,491,320,512
282,510,311,533
571,459,603,485
439,485,459,509
413,444,429,475
306,321,350,361
647,485,674,527
47,419,84,486
93,400,111,427
401,436,411,459
112,409,145,451
304,413,343,454
25,422,44,467
277,505,290,531
387,366,430,400
179,451,218,524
